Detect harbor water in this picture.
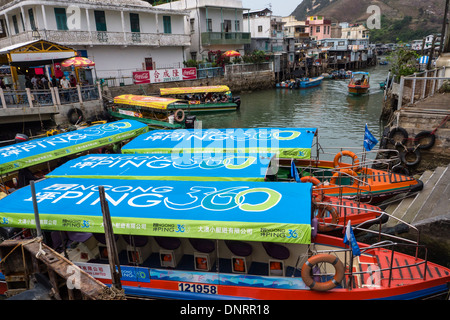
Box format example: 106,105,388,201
196,64,390,158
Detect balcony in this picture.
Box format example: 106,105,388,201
201,32,251,46
0,30,191,48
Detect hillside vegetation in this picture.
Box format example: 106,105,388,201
291,0,444,42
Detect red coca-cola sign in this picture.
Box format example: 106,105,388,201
182,67,197,80
133,71,150,84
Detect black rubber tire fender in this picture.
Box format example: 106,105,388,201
67,108,84,125
388,127,408,145
414,131,435,150
400,147,421,167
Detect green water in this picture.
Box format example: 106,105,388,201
195,64,390,156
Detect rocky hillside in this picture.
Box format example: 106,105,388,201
291,0,445,42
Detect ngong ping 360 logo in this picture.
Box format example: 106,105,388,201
25,184,282,212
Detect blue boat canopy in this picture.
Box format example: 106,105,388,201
46,153,275,182
0,120,149,175
0,177,312,244
351,72,370,76
121,128,317,159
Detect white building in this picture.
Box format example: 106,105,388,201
340,24,369,40
156,0,251,61
0,0,191,82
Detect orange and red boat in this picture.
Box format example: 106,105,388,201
348,71,370,95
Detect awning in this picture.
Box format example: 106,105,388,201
0,40,76,67
114,94,182,110
160,86,231,95
0,177,312,244
46,153,274,182
0,120,149,175
121,128,318,159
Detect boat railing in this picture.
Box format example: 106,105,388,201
310,144,405,176
313,234,428,288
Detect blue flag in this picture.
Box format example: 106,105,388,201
291,160,301,182
363,123,378,151
343,220,361,256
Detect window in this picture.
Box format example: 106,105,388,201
327,26,330,34
163,16,171,34
222,20,231,32
28,8,36,31
316,26,320,33
235,20,240,32
12,15,19,34
258,25,262,32
338,41,345,46
54,8,68,31
190,18,195,33
207,19,212,32
20,13,25,31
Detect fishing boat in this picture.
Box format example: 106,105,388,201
120,128,424,204
0,120,148,195
348,71,370,95
0,177,448,300
295,76,323,89
108,95,197,130
159,85,240,112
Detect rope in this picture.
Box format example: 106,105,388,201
430,115,449,135
0,238,41,265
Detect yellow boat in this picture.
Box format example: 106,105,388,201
108,95,196,129
159,85,241,113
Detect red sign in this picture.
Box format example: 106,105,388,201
182,67,197,80
133,71,151,84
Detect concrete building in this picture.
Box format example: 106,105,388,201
340,23,369,40
306,15,331,41
0,0,191,82
243,8,285,54
156,0,251,61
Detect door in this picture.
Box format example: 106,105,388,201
145,58,153,71
54,8,68,31
94,10,107,42
130,13,140,43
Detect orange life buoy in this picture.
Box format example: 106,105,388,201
174,109,185,122
333,150,359,168
329,169,358,185
301,254,344,291
300,176,322,186
316,204,339,232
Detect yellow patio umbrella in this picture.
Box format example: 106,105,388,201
61,57,95,68
222,50,241,58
